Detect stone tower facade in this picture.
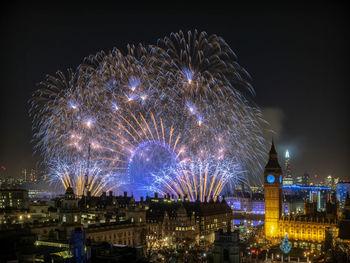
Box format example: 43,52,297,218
60,187,80,225
264,139,283,239
213,226,240,263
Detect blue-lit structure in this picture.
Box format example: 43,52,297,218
283,185,332,213
282,185,331,191
337,181,350,209
125,140,178,200
267,174,275,183
226,184,333,218
226,193,265,215
69,228,89,263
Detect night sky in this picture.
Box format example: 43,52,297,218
0,2,349,182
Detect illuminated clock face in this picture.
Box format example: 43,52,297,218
267,174,275,183
280,175,282,183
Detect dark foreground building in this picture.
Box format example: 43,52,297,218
0,188,233,262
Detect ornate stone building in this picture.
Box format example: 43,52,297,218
264,139,283,239
28,187,232,252
60,187,80,225
146,194,233,248
213,225,240,263
264,140,338,251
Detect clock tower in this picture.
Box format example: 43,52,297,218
264,139,282,240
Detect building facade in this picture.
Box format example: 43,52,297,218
0,188,29,209
296,172,310,186
146,195,233,246
264,140,283,239
337,181,350,210
213,226,240,263
283,149,293,185
264,141,338,251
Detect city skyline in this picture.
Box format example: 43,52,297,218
0,3,349,262
0,2,349,182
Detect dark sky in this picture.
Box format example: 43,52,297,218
0,2,349,182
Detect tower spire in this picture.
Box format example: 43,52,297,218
265,139,282,172
264,139,283,239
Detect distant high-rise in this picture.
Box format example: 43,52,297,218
21,168,27,182
296,172,310,186
29,168,37,182
282,149,293,185
337,181,350,210
325,175,339,191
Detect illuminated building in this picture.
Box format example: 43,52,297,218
1,186,232,261
86,219,146,247
226,192,264,215
21,168,27,182
0,188,29,210
59,187,80,225
337,181,350,210
264,139,283,239
283,185,332,213
264,140,339,251
324,175,339,191
338,194,350,244
29,168,38,182
146,194,233,245
282,149,293,185
250,186,264,193
325,175,333,188
30,188,147,248
296,172,310,186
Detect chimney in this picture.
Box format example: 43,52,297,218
154,192,158,198
109,191,113,197
222,195,226,203
124,191,127,198
140,196,144,202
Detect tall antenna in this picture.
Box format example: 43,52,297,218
84,143,91,196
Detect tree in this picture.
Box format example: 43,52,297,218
280,233,291,254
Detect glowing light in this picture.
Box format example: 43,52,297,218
183,67,194,84
69,101,78,110
85,119,93,128
198,115,203,126
285,149,290,158
267,174,275,183
30,30,267,198
129,77,140,91
186,102,196,114
112,103,119,111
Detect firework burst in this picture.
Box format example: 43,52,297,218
30,30,267,199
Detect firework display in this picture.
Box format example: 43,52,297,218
30,30,267,200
